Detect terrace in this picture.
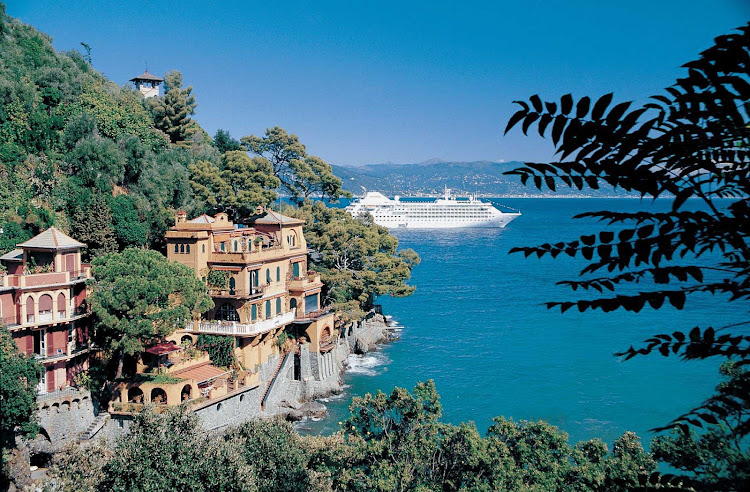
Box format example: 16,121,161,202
186,310,296,337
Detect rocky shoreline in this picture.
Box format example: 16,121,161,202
276,311,397,422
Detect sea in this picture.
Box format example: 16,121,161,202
297,198,746,447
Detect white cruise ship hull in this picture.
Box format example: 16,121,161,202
345,191,521,230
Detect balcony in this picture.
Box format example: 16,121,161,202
209,244,286,265
295,306,333,322
208,284,266,299
187,310,296,337
22,305,89,329
1,268,91,290
287,271,322,292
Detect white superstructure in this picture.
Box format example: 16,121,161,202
345,189,521,229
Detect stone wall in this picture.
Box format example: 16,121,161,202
42,312,394,447
34,388,96,452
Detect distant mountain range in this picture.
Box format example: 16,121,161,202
331,160,630,197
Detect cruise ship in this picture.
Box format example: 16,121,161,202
345,189,521,229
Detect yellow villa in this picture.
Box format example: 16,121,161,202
110,208,339,417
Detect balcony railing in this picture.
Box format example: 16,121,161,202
38,311,53,323
296,306,333,321
208,284,266,298
189,310,296,337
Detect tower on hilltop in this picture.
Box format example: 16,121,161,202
130,70,163,98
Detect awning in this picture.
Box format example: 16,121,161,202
145,342,181,355
211,266,243,272
174,364,230,384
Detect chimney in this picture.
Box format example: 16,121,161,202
175,210,187,224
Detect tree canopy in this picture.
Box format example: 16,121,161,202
242,126,349,204
283,201,420,320
504,22,750,488
146,70,199,144
89,248,213,379
43,382,655,492
0,328,41,451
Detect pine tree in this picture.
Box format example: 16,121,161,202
147,70,198,144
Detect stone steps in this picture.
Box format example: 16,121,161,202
79,412,109,441
260,353,288,410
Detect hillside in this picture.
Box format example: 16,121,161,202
332,161,631,197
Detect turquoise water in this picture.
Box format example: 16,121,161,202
299,198,745,446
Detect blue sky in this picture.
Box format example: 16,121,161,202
9,1,749,166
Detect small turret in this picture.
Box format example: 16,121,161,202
130,70,163,98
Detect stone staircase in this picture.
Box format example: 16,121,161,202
79,412,110,441
260,353,289,411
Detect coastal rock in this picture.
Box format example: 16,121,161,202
301,401,327,419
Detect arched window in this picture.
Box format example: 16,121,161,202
265,300,271,319
151,388,167,405
180,244,185,253
174,244,179,253
229,277,236,295
186,244,190,253
216,303,240,322
26,296,35,322
290,298,297,313
57,292,66,318
181,384,192,401
128,387,144,403
276,297,282,315
39,295,53,321
276,266,280,282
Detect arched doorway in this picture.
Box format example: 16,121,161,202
229,277,236,295
180,335,193,346
290,298,297,313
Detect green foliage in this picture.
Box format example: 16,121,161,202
283,201,420,320
213,128,241,153
70,192,117,260
189,150,279,219
0,328,41,449
504,23,750,486
242,126,347,204
225,418,312,492
651,362,750,491
0,219,31,255
97,407,256,492
206,268,229,290
110,194,148,249
147,70,198,144
90,248,213,379
333,381,653,491
197,334,235,368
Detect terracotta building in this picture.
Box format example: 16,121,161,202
0,228,92,394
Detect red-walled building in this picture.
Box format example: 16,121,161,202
0,227,92,394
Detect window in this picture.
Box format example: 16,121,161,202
234,241,238,252
276,297,281,315
251,270,259,288
251,304,257,321
186,244,190,254
68,326,74,344
174,244,179,253
292,262,300,277
220,242,225,252
216,303,240,322
304,294,319,314
180,244,185,254
266,269,271,284
276,266,280,282
265,300,271,319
